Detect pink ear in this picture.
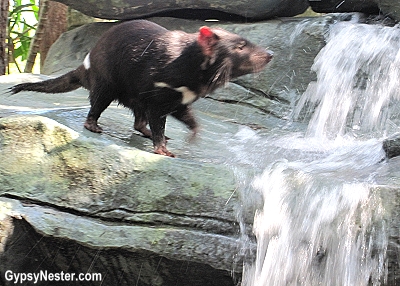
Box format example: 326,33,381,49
197,26,218,57
199,26,214,38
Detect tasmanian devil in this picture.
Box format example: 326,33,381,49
10,20,273,157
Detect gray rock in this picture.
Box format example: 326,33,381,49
42,21,115,75
378,0,400,22
0,115,238,226
0,202,242,285
68,8,96,29
383,133,400,159
0,114,248,284
52,0,309,21
309,0,379,14
310,0,400,22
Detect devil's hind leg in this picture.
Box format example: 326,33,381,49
84,83,115,133
133,104,152,138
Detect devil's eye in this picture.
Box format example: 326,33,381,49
236,41,247,50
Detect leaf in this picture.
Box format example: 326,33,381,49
7,0,39,74
8,4,35,16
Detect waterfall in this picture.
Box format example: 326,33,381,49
242,152,388,286
293,22,400,139
242,20,400,285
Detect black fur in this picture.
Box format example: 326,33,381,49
10,20,272,157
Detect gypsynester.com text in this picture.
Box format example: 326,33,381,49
4,270,102,284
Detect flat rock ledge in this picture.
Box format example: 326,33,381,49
0,115,252,285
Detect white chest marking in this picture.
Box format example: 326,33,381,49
83,53,90,69
175,86,198,105
154,82,198,105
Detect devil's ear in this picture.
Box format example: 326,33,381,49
197,26,219,57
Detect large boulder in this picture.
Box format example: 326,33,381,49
52,0,309,21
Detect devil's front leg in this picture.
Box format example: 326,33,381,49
171,104,199,141
146,108,175,157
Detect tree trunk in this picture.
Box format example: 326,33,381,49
0,0,9,75
39,1,67,68
24,0,50,73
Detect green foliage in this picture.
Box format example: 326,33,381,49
8,0,39,73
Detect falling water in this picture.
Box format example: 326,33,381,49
293,21,400,139
242,20,400,285
242,150,388,286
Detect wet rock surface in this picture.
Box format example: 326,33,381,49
383,134,400,159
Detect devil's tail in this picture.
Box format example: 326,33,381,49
9,66,86,95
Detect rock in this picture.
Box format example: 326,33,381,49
51,0,309,21
309,0,379,14
42,22,115,75
43,15,349,118
0,114,249,284
207,83,291,119
68,8,96,29
310,0,400,22
378,0,400,22
383,134,400,159
0,199,242,286
0,73,269,285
